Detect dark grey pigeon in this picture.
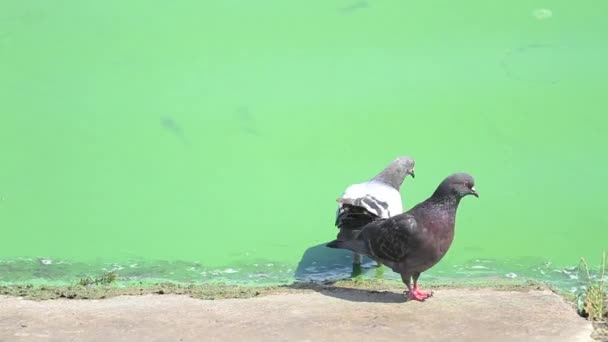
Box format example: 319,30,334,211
334,156,415,265
328,172,478,301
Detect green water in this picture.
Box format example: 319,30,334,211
1,1,607,290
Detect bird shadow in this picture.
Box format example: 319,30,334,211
294,243,375,281
306,285,407,304
292,243,407,303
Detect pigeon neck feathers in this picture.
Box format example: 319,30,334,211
430,188,462,207
404,180,461,217
428,173,474,206
371,160,410,190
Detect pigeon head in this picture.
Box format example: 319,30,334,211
433,173,479,199
372,156,416,189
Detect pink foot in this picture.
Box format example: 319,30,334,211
406,291,427,301
413,285,433,298
406,284,433,301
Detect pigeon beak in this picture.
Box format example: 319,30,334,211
409,169,415,179
470,186,479,198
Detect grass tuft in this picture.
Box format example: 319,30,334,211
577,252,606,322
78,271,118,287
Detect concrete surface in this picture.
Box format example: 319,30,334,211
0,288,594,342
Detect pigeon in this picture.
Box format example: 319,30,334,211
334,156,415,265
327,172,478,301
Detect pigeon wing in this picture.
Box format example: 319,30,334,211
335,182,400,229
363,214,419,263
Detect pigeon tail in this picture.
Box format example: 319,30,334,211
326,239,370,257
335,203,378,233
326,240,345,249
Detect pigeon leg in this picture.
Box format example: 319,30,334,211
352,252,362,265
401,274,426,301
351,262,362,278
412,273,433,299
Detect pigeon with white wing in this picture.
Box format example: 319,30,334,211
334,156,415,266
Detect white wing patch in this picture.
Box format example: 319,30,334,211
337,181,403,219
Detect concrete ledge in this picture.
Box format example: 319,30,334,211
0,288,594,342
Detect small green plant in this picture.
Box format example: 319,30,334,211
78,276,95,286
78,271,118,287
99,270,118,284
577,252,606,321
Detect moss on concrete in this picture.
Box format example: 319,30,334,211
0,278,555,302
